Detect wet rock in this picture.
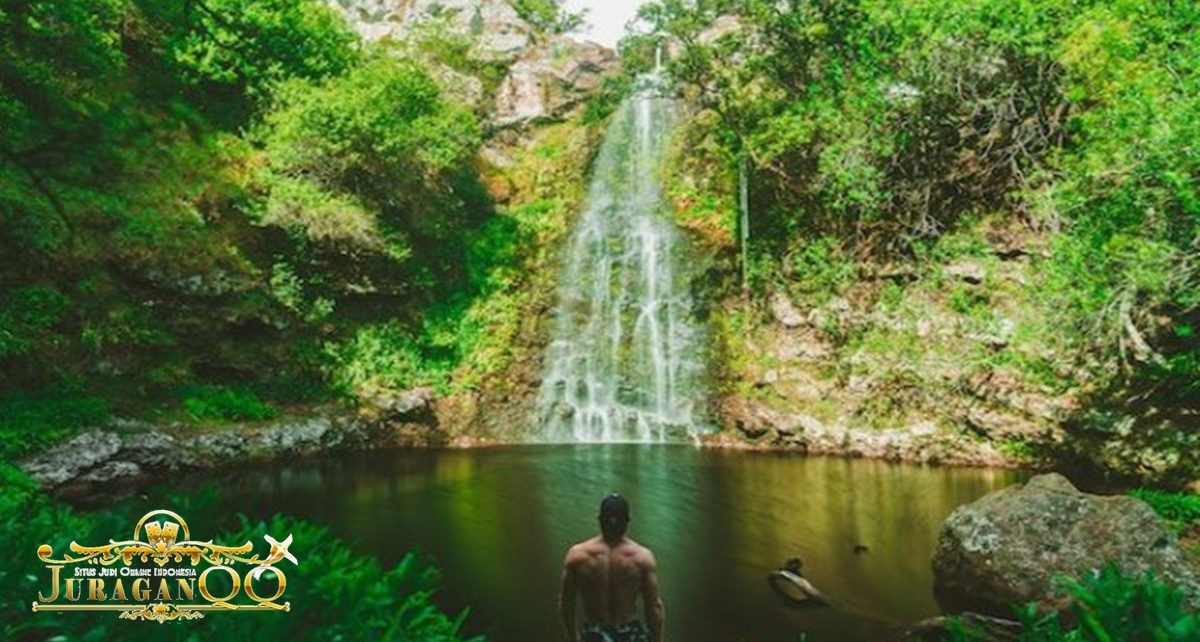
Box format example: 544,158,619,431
255,416,332,454
189,431,249,460
78,460,142,484
493,37,618,127
932,473,1200,616
21,431,123,487
19,411,405,490
119,430,188,468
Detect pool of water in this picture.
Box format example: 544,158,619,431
125,445,1024,642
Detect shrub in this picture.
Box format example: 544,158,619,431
948,564,1200,642
178,384,278,422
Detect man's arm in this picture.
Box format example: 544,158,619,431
559,550,578,642
641,551,665,642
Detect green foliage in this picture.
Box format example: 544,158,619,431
583,73,635,125
0,0,514,432
0,286,68,359
786,236,855,300
0,393,109,460
946,285,990,318
1129,489,1200,536
513,0,585,35
0,463,482,641
326,321,447,395
0,0,379,426
178,384,278,422
257,52,485,293
169,516,483,641
948,564,1200,642
143,0,360,123
642,0,1200,468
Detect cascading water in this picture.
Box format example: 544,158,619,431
537,66,708,443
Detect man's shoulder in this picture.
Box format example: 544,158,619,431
565,537,601,564
622,538,657,566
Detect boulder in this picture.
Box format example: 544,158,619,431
932,473,1200,616
493,37,618,126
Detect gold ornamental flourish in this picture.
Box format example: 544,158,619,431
38,510,272,568
31,509,297,622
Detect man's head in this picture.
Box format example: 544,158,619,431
598,493,630,544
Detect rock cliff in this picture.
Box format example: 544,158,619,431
326,0,618,126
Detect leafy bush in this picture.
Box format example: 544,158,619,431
948,564,1199,642
325,322,448,396
178,384,278,422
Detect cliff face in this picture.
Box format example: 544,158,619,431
328,0,532,62
326,0,618,127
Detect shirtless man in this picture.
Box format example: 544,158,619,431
559,493,665,642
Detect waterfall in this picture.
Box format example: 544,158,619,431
536,77,708,443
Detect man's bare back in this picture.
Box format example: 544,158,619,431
560,495,664,642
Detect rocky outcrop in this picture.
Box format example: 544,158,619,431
709,278,1074,467
711,395,1014,467
18,406,440,491
493,37,619,127
327,0,532,62
326,0,619,126
932,473,1200,616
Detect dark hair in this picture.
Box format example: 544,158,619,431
599,493,630,544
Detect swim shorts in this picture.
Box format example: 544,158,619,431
581,620,650,642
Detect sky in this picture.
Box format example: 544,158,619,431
562,0,647,49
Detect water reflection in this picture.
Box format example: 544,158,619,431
138,446,1023,642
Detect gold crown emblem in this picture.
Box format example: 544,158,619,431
144,520,179,553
